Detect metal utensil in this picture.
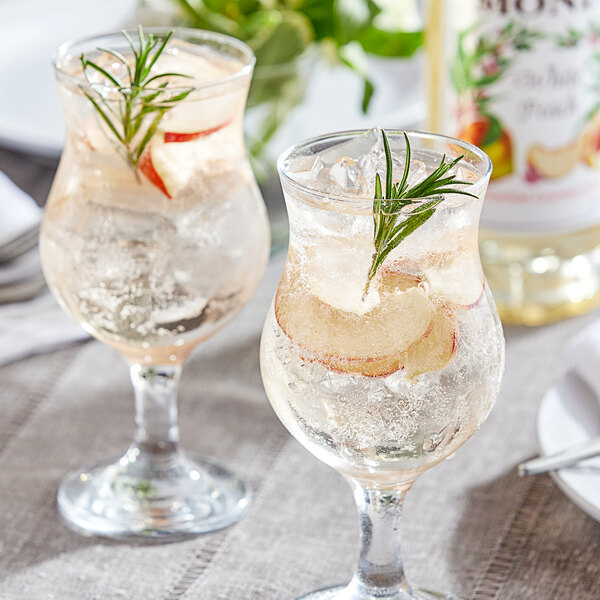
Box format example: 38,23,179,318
518,436,600,477
0,223,40,263
0,243,45,304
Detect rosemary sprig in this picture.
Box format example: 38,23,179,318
364,130,477,296
80,25,193,170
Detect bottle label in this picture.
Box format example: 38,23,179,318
439,0,600,233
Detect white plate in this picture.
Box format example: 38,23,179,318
0,0,138,157
538,371,600,522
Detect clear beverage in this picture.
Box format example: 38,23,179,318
260,129,504,599
261,129,504,486
41,33,269,365
40,28,270,539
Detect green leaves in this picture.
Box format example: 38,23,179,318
173,0,424,123
248,10,314,66
356,27,422,58
365,130,477,294
333,0,422,112
555,28,585,48
80,26,192,170
334,0,380,45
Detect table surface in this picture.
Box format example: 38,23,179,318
1,150,600,600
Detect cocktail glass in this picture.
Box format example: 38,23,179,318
260,129,504,599
40,28,270,539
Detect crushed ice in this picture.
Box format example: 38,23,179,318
287,128,432,197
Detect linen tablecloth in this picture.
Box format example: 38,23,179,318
1,152,599,599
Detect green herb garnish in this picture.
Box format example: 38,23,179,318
365,130,477,296
80,25,193,171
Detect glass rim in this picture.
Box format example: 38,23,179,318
277,129,494,207
53,27,256,94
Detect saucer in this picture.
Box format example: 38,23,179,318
537,371,600,522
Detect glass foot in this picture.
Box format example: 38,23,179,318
298,585,461,600
57,450,250,540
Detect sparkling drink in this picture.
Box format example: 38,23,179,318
42,33,268,365
260,129,504,599
41,28,270,539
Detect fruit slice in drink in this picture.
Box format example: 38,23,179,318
275,262,458,378
138,121,231,197
317,303,458,379
275,272,434,359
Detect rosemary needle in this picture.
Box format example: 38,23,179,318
80,25,193,170
365,130,477,296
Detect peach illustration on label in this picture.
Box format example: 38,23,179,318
526,138,584,182
459,115,513,181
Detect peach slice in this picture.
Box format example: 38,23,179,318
275,268,435,368
142,134,208,198
158,83,240,138
399,306,457,378
80,116,118,154
581,111,600,169
163,120,231,143
322,306,457,379
138,116,232,197
138,147,171,198
320,355,405,378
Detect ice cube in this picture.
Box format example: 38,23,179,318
287,129,382,196
449,163,479,183
288,154,368,196
403,158,428,188
329,157,364,194
318,127,383,167
287,155,324,185
365,148,428,194
288,129,440,198
299,236,381,314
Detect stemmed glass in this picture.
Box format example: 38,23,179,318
260,129,504,599
40,28,270,539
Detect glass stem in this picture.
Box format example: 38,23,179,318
130,364,181,456
347,479,412,598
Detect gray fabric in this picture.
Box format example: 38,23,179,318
1,255,600,600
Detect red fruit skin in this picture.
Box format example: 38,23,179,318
138,149,171,199
163,120,230,143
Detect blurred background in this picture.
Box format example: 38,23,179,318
0,0,425,224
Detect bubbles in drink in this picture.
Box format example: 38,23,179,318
42,38,270,363
261,132,504,485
